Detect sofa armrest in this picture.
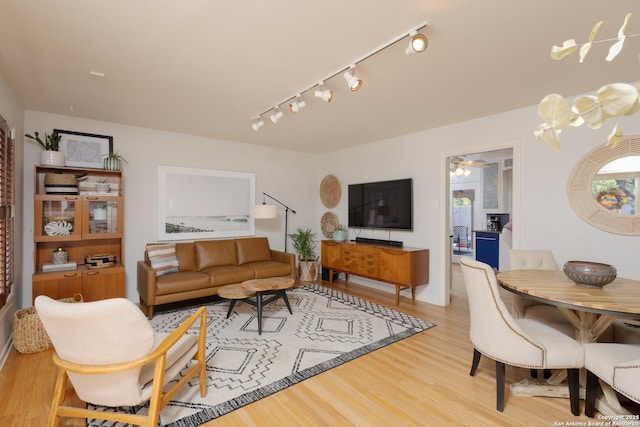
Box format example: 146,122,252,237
270,250,296,279
137,260,158,306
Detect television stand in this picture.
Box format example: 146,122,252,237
321,240,429,304
355,237,403,247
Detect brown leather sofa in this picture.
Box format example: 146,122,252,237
137,237,295,318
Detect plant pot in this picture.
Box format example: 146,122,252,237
103,158,121,171
298,260,318,282
40,150,65,167
332,230,347,242
95,183,110,193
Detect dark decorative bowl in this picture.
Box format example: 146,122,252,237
563,261,617,288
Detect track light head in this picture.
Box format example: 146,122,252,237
314,83,333,103
251,117,264,132
343,66,362,92
406,31,428,55
289,95,306,114
269,108,283,124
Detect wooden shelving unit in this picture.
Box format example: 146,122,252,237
32,165,126,303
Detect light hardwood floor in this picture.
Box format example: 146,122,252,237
0,264,621,426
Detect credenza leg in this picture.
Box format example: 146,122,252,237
395,286,400,305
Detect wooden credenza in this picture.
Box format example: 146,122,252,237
321,240,429,304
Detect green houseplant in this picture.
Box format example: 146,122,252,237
332,224,347,242
288,227,318,281
25,131,65,166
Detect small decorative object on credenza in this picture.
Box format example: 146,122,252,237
332,224,347,242
563,261,617,288
85,254,117,269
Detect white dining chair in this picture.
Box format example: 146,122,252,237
460,257,584,414
508,250,577,334
584,342,640,417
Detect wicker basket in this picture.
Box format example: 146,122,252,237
12,293,83,354
44,173,78,195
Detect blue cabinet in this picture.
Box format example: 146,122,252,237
475,231,499,269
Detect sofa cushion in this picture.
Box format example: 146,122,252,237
245,261,292,279
236,237,272,265
199,265,254,286
155,271,211,296
175,242,196,272
146,243,179,277
195,240,238,270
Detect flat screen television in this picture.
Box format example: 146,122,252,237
348,178,413,230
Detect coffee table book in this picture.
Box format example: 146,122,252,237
42,261,77,272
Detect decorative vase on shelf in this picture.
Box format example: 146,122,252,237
103,158,121,171
40,150,65,167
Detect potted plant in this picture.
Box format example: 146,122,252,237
95,177,110,193
25,131,65,166
288,227,318,281
332,223,347,242
103,150,128,171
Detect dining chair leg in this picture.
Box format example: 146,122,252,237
496,361,506,412
567,368,580,416
470,348,482,376
585,369,599,418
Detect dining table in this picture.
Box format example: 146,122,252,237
496,269,640,417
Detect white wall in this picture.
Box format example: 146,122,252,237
319,103,640,306
0,70,24,366
22,111,319,309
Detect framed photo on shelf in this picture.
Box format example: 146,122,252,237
157,166,256,241
55,129,113,169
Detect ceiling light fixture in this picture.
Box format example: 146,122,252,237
269,107,283,124
289,95,306,114
314,82,333,103
249,20,430,130
251,117,264,131
406,31,428,55
343,65,362,92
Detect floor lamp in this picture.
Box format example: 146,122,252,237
252,192,296,252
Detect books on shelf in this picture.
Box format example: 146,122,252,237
42,261,77,272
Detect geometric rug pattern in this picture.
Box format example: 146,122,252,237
88,283,435,426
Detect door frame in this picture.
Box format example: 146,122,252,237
440,140,521,305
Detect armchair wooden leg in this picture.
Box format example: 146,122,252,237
48,368,68,427
567,368,580,416
496,361,506,412
585,369,599,418
470,348,482,376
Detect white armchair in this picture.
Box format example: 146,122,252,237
35,296,207,427
459,258,584,414
584,343,640,417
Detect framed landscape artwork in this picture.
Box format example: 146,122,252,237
158,166,255,240
55,129,113,169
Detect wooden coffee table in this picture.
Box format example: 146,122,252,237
218,277,295,334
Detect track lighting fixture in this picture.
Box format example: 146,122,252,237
269,107,283,124
249,21,430,131
343,66,362,92
289,95,306,114
314,83,333,103
251,117,264,132
405,31,428,55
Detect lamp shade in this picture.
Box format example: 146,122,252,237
252,204,277,219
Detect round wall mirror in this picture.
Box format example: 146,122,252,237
567,135,640,235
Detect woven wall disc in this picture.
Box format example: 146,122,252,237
320,212,339,238
320,174,341,208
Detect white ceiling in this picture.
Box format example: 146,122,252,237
0,1,638,153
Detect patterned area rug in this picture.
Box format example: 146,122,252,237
89,284,435,426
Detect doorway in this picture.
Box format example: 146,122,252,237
451,183,478,262
442,145,518,305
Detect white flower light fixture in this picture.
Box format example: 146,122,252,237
534,13,640,151
249,21,430,131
